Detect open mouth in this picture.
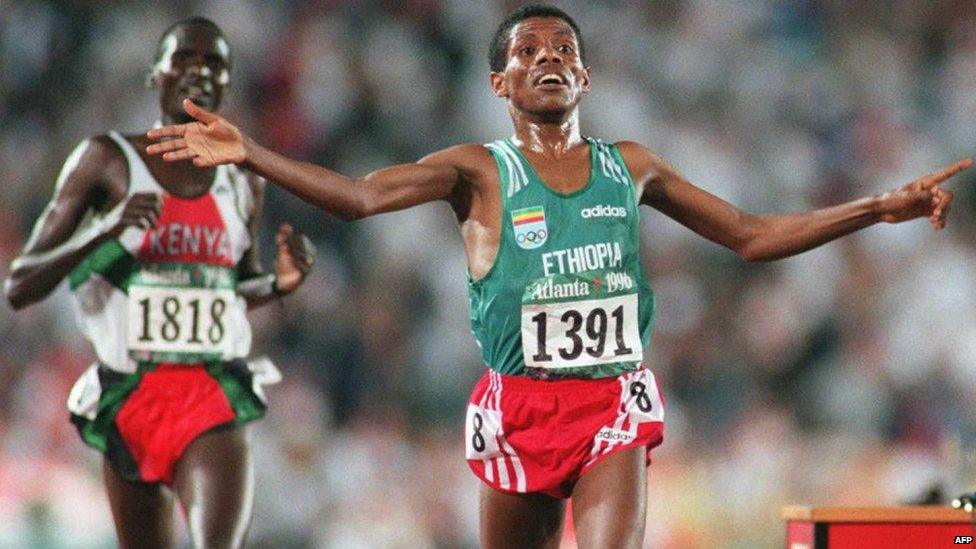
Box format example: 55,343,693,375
533,73,568,87
180,82,214,101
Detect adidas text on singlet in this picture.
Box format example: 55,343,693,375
68,132,254,373
468,137,655,379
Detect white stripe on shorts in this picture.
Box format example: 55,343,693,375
477,370,527,492
603,372,633,454
481,372,497,482
490,372,511,490
499,437,527,492
586,371,635,467
494,374,527,492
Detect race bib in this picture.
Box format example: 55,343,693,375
127,284,237,361
464,403,503,460
521,272,643,370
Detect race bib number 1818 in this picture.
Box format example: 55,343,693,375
127,285,237,359
521,293,642,369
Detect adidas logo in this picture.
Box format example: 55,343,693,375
581,204,626,218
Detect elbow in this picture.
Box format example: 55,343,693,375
311,198,364,222
736,239,772,263
736,240,763,262
337,201,369,222
737,246,757,262
334,208,363,222
738,241,782,263
738,247,766,263
342,183,378,221
734,214,774,262
4,277,28,311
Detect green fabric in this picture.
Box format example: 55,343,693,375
129,262,237,289
71,361,266,453
72,368,142,452
69,240,137,291
468,137,655,378
207,361,266,425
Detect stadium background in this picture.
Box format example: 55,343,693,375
1,0,976,546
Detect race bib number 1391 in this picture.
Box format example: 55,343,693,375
521,294,642,369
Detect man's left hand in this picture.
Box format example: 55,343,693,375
877,158,972,230
274,223,315,294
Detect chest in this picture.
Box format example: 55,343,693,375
107,147,209,208
138,152,216,198
106,135,251,266
521,150,591,194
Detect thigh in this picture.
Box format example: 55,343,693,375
480,484,564,549
103,458,174,549
570,446,647,549
172,425,254,549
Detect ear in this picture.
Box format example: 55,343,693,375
146,57,163,89
580,66,591,94
216,68,231,88
490,71,508,98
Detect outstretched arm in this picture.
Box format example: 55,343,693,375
4,138,161,309
146,99,464,221
620,142,971,262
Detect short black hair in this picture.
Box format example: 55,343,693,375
154,17,225,61
488,4,585,73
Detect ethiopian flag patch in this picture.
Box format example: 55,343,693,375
511,206,548,250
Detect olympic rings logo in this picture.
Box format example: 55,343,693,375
516,229,547,243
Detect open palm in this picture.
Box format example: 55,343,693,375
146,99,246,167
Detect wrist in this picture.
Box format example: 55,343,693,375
92,213,124,240
271,275,289,297
241,135,259,168
865,194,887,223
237,273,286,301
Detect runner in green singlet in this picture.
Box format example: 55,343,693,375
146,5,970,547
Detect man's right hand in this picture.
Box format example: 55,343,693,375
146,98,247,167
105,192,162,237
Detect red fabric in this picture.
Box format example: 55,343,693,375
786,520,815,546
115,363,235,484
466,368,664,499
829,523,973,548
137,193,234,266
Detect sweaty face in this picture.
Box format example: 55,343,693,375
492,18,589,120
152,24,230,123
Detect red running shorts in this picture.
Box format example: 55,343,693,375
113,363,237,485
465,367,665,499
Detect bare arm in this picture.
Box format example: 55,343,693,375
147,99,465,221
619,141,971,262
4,138,161,309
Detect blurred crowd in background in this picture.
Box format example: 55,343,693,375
2,0,976,547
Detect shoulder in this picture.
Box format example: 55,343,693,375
53,134,128,194
226,164,265,219
613,140,658,165
76,134,127,169
231,165,266,195
418,143,500,190
419,143,495,170
613,140,672,184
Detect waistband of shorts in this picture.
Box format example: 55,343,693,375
98,359,246,377
485,366,645,394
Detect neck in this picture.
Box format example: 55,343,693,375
509,107,583,157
